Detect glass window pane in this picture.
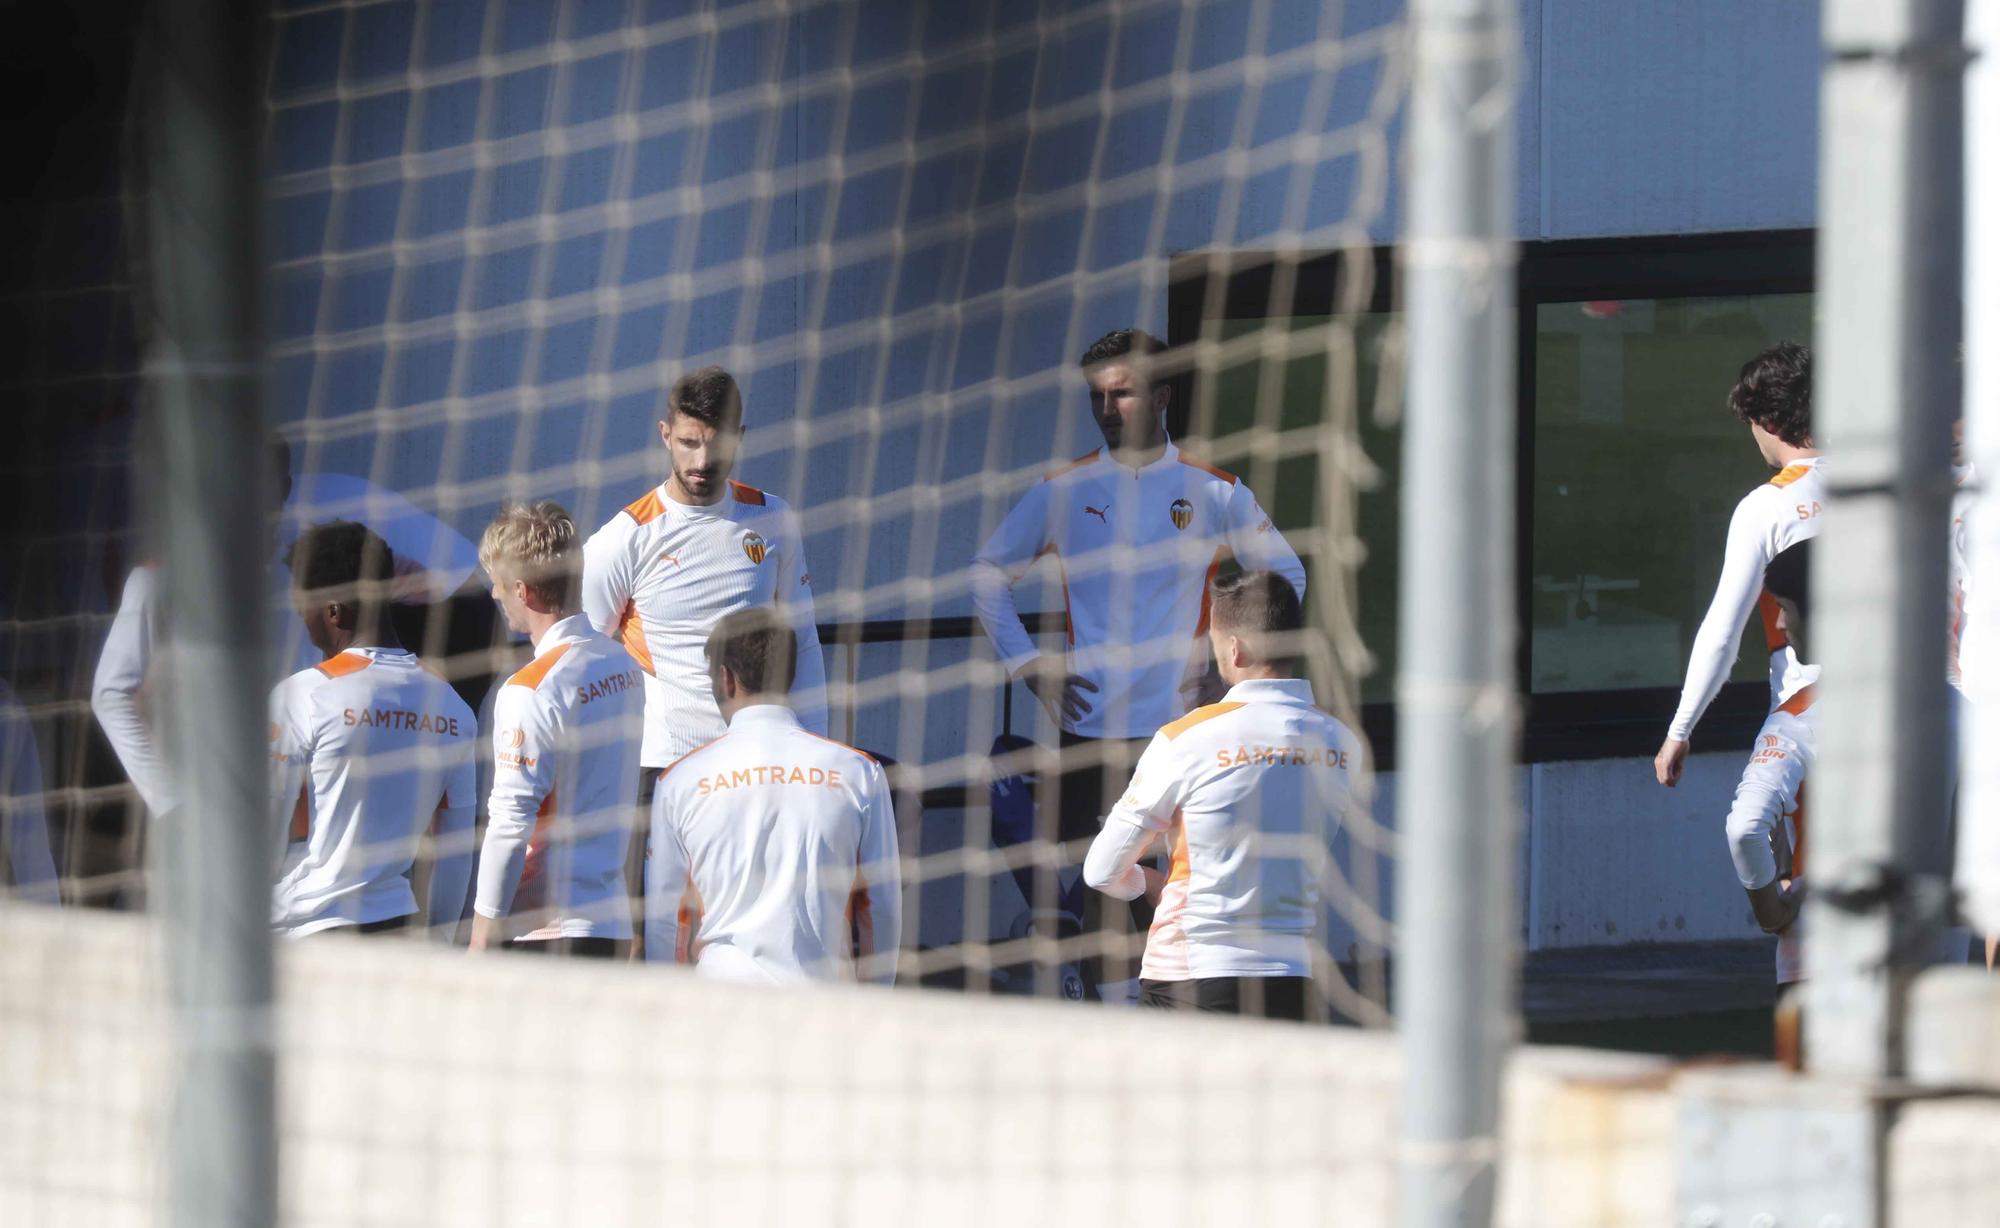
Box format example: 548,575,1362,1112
1530,293,1813,694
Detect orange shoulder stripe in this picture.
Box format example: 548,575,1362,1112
1043,450,1101,481
1777,683,1817,716
796,727,881,766
314,652,372,679
729,480,767,506
658,734,731,781
1159,701,1244,740
506,642,574,690
1177,453,1238,486
624,487,667,525
1768,463,1812,489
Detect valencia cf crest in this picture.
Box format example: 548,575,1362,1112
741,531,769,564
1169,498,1194,531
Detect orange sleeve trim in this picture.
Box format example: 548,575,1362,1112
1035,543,1076,647
1043,449,1101,481
796,727,882,767
1166,809,1191,884
287,783,311,842
623,487,668,525
729,480,768,506
1777,683,1817,716
1758,591,1789,652
506,641,574,690
1768,464,1812,489
1177,453,1238,486
617,601,658,676
1193,547,1228,637
314,652,372,679
1160,701,1244,740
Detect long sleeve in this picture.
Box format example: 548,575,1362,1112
579,516,637,640
643,785,691,963
1669,494,1773,741
425,743,479,935
1,687,59,902
1222,482,1308,600
266,675,313,873
777,509,830,736
970,482,1053,675
92,567,175,814
474,685,553,920
1082,732,1181,899
852,760,902,984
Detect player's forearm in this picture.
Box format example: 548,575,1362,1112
1082,816,1152,901
472,804,535,919
91,688,175,814
1670,540,1765,740
969,559,1040,674
425,805,475,935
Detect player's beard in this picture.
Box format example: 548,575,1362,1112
673,459,726,502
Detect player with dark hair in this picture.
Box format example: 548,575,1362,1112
267,521,476,938
644,607,899,984
1655,342,1825,788
581,366,828,811
972,328,1307,1001
1082,570,1361,1020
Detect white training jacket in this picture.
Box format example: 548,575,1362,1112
268,647,477,936
1083,677,1365,981
1668,459,1827,742
645,704,900,984
582,480,828,768
474,613,645,941
971,443,1308,740
1723,685,1816,985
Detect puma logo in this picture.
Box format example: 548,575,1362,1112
660,552,682,568
1084,505,1108,524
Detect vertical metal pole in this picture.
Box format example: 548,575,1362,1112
143,1,277,1226
1395,2,1518,1226
1807,0,1963,1081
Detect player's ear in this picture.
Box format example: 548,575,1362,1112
1152,381,1170,415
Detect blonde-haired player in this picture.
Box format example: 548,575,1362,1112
1083,570,1364,1020
470,502,645,958
645,607,900,984
268,521,477,937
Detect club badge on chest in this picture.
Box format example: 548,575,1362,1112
741,530,768,565
1169,498,1194,531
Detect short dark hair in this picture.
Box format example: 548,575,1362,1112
1209,570,1305,666
1728,342,1813,447
289,520,395,611
705,606,797,696
1079,328,1167,371
1763,540,1812,622
667,366,743,431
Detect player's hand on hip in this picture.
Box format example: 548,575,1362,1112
1653,737,1689,787
1022,656,1098,724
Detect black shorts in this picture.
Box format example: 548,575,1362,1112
1139,975,1325,1023
507,936,621,959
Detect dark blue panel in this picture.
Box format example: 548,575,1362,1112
881,328,933,404
328,266,395,333
269,191,332,262
1086,193,1155,272
960,227,1012,300
345,91,411,165
539,317,597,384
1304,153,1361,231
398,257,465,322
702,112,765,183
1034,19,1110,109
825,256,892,322
474,246,537,311
419,80,481,152
486,159,547,225
270,270,323,341
345,1,415,83
1014,208,1084,287
565,52,627,125
949,312,1000,390
761,182,826,256
690,202,751,271
407,170,475,238
1175,85,1243,164
831,165,903,241
270,102,339,175
1024,115,1098,194
1099,98,1170,180
903,149,978,227
752,274,802,343
1005,293,1073,379
972,136,1026,208
491,67,555,140
529,399,588,471
708,20,775,98
1262,0,1323,55
1111,6,1181,91
791,3,845,75
636,37,703,110
891,237,958,316
272,353,315,422
808,343,877,417
983,48,1038,124
1077,282,1142,338
466,329,528,396
776,90,838,169
324,345,386,411
914,62,986,145
385,423,450,492
1231,165,1293,243
1162,179,1224,246
1250,72,1314,148
1325,53,1388,131
610,304,668,370
620,217,681,284
558,146,617,211
628,131,692,198
842,79,910,156
422,2,487,68
272,11,344,99
334,182,403,252
496,0,557,53
391,338,455,406
568,2,625,39
682,286,741,355
1189,0,1252,72
546,232,607,299
850,3,910,66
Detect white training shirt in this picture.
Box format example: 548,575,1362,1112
1082,677,1365,981
474,613,645,941
1722,686,1816,985
1950,463,1977,691
971,443,1308,740
268,647,477,936
582,480,828,768
645,704,900,984
1667,459,1827,742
